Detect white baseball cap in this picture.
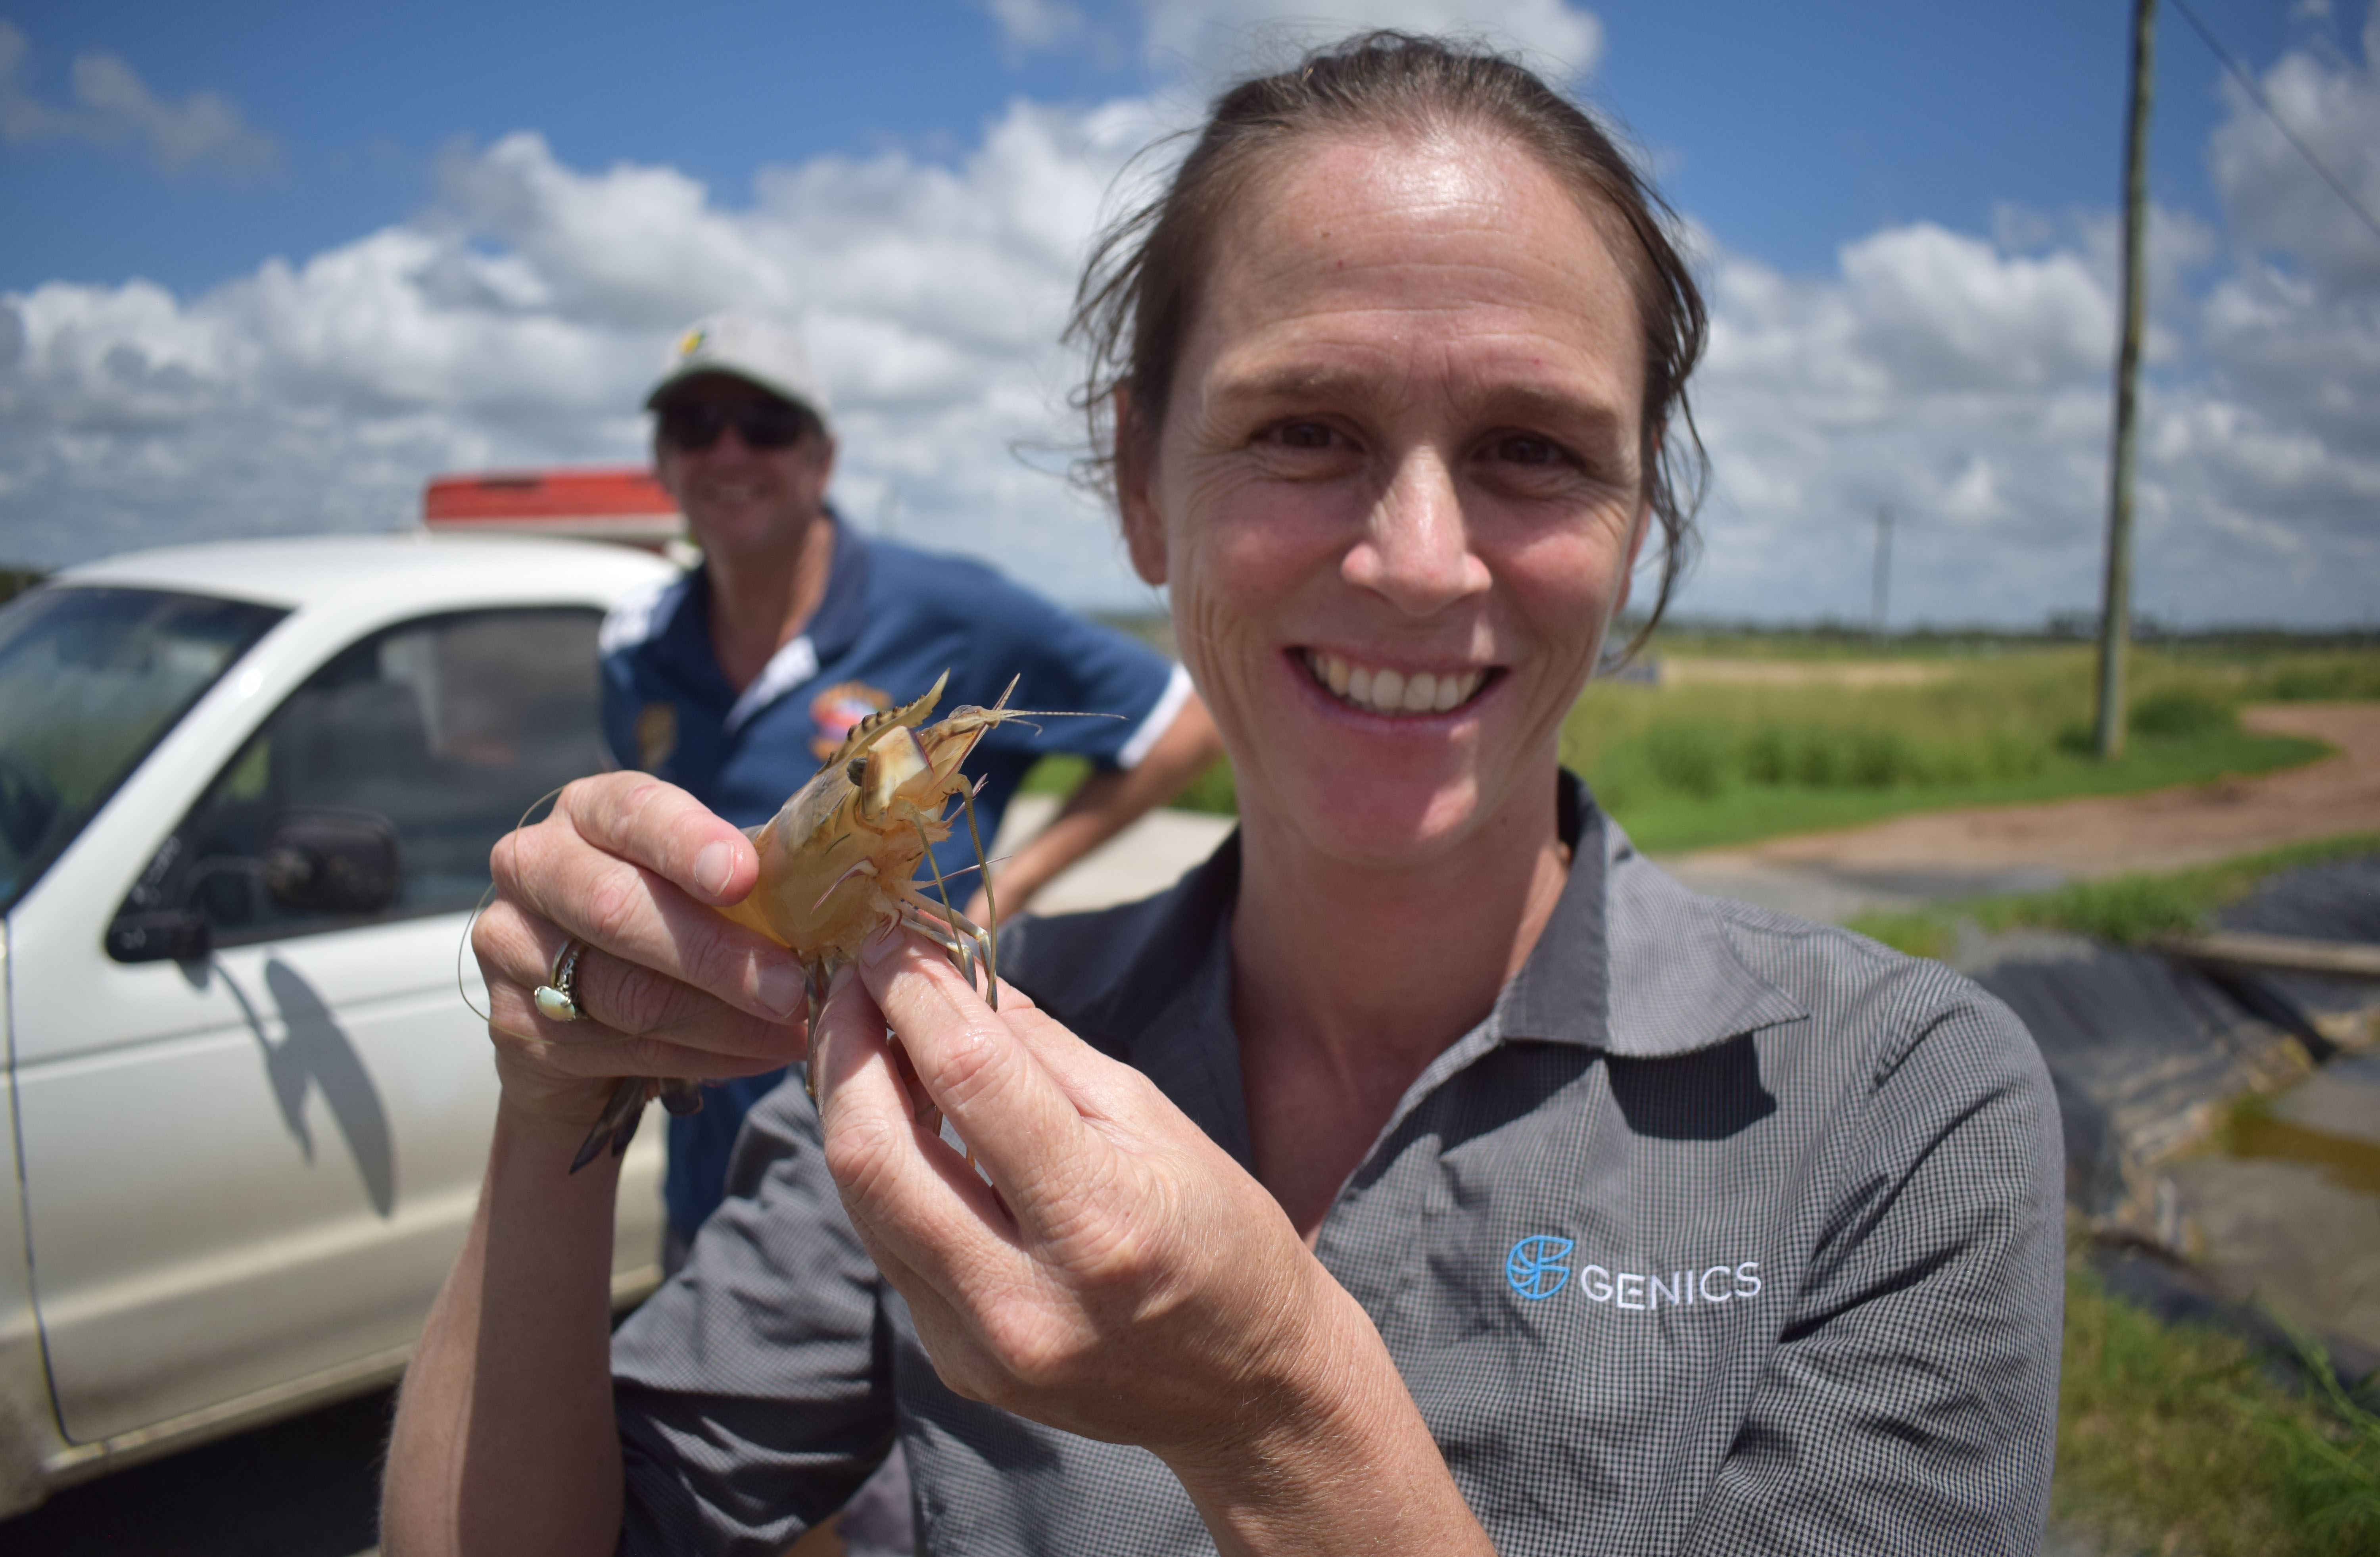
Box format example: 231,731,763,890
645,311,831,423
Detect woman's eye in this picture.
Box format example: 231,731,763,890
1270,421,1338,450
1491,434,1566,467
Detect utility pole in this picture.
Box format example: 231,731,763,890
1871,506,1893,643
2095,0,2156,760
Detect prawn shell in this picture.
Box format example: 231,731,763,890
712,675,1019,964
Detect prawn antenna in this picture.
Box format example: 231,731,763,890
959,781,997,998
912,819,994,1007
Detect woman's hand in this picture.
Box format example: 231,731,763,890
472,772,812,1146
814,930,1491,1553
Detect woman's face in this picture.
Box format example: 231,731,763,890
1121,129,1652,869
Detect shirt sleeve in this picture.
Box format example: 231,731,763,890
612,1080,896,1557
1682,977,2065,1555
950,573,1178,773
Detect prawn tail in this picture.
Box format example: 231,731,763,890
570,1075,656,1174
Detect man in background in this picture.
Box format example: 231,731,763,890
600,311,1221,1269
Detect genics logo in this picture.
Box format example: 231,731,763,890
1505,1234,1574,1301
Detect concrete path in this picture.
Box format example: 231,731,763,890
991,794,1234,917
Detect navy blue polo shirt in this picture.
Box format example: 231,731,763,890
598,517,1185,1232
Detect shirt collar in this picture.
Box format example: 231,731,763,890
1519,773,1809,1057
680,511,872,733
1100,772,1804,1087
802,513,871,663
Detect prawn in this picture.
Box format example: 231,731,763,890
570,671,1041,1173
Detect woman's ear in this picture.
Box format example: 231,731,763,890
1114,386,1169,587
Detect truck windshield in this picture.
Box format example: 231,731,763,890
0,586,286,913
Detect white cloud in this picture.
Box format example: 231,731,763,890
983,0,1089,52
0,20,278,177
0,8,2372,629
0,105,1153,602
1662,15,2380,631
2206,5,2380,288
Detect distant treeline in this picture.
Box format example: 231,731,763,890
0,567,46,607
1628,614,2380,652
1093,604,2377,657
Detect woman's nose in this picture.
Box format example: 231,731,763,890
1343,452,1491,616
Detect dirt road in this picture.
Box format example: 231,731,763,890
1676,702,2380,889
1008,703,2380,922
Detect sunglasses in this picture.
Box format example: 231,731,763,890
657,399,812,452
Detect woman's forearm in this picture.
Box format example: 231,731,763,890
382,1099,630,1557
1164,1279,1495,1557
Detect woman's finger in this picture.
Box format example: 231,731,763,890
982,989,1155,1127
483,948,804,1073
485,777,806,1023
813,967,1014,1268
551,771,759,906
850,930,1122,1242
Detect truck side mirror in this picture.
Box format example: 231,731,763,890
106,910,211,963
261,808,401,914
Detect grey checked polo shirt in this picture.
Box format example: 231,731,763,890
613,775,2064,1555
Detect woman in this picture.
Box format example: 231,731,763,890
384,33,2061,1557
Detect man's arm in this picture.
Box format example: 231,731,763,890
966,685,1222,921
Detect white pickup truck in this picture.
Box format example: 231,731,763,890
0,533,677,1516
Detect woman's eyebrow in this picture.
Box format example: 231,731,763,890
1211,362,1635,437
1205,361,1384,408
1473,384,1634,439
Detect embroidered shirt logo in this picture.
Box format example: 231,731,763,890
810,681,891,761
1505,1235,1574,1301
1503,1237,1766,1312
635,702,678,772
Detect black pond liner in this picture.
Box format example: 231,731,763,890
1965,933,2305,1226
2215,849,2380,1022
1961,849,2380,1227
1960,850,2380,1403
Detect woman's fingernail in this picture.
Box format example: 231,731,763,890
693,841,735,899
757,962,806,1019
858,924,902,969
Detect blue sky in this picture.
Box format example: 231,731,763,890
0,1,2305,292
2,0,2374,627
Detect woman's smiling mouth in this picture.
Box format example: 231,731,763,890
1300,650,1490,716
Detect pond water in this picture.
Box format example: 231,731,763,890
2168,1048,2380,1357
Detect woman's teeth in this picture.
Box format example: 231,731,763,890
1304,652,1484,715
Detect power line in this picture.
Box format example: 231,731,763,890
2169,0,2380,244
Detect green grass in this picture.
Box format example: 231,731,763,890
1846,833,2380,959
2057,1261,2380,1555
1017,640,2372,847
1564,644,2350,854
1015,752,1239,817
